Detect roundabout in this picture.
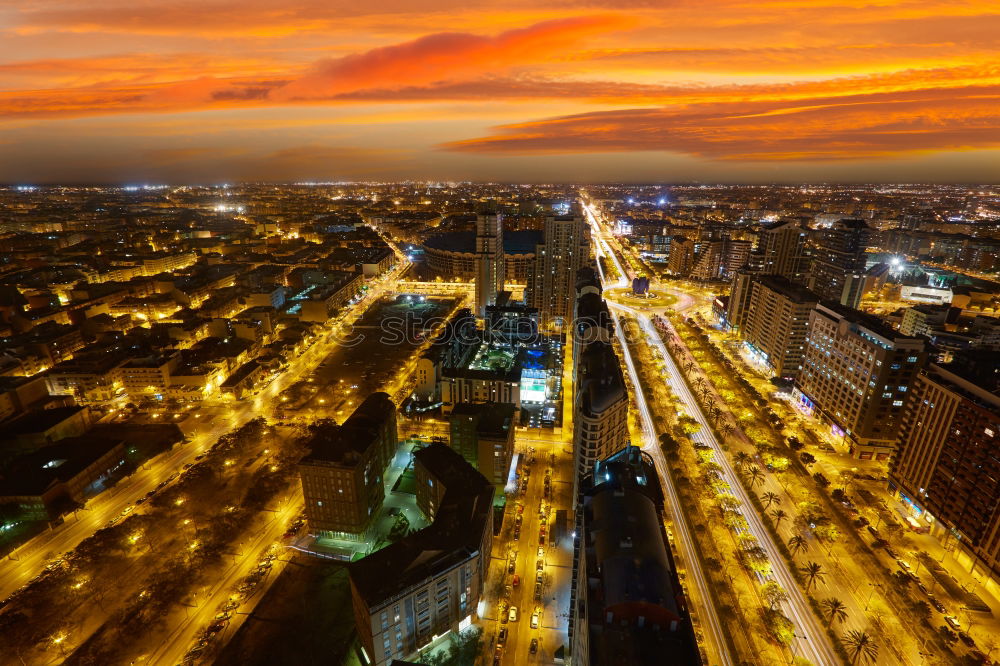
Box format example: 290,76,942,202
604,287,677,308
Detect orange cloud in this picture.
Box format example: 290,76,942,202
275,15,634,100
0,15,633,118
4,1,1000,178
444,84,1000,161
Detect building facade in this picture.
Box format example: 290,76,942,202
350,443,493,666
474,212,505,317
667,236,695,277
529,214,587,324
808,219,871,309
742,276,819,380
796,303,927,459
890,363,1000,584
448,402,515,486
298,393,397,538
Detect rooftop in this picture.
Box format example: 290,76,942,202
450,402,515,439
755,274,819,304
0,436,124,497
423,230,542,255
301,393,395,467
350,442,494,607
578,341,627,417
1,406,88,437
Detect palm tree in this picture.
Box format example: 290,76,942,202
788,535,808,557
843,630,879,665
745,465,765,489
800,561,826,591
760,491,780,510
733,451,752,471
720,422,736,439
821,598,848,627
771,509,788,529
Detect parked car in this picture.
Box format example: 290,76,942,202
531,611,539,629
497,628,507,645
508,606,518,623
530,638,538,654
959,632,976,647
944,615,961,630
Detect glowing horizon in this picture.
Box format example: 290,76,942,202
2,1,999,183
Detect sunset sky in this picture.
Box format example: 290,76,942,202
2,0,999,183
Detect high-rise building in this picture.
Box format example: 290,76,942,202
666,236,695,277
572,275,629,489
570,446,701,666
573,340,629,483
690,238,752,281
350,443,493,666
796,304,927,459
448,401,515,485
742,276,819,380
751,219,811,279
723,269,757,333
474,211,504,316
809,218,871,309
890,362,1000,581
298,392,397,538
530,213,587,324
724,219,810,332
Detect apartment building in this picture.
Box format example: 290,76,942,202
808,218,871,309
350,443,493,666
742,276,819,380
796,303,927,459
298,393,397,538
448,401,515,486
666,236,695,277
120,353,181,399
528,213,588,324
890,362,1000,583
474,211,504,316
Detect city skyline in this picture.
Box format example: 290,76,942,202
3,1,1000,184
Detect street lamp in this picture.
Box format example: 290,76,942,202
864,581,883,611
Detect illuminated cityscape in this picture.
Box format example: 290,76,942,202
3,2,1000,666
0,182,999,666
